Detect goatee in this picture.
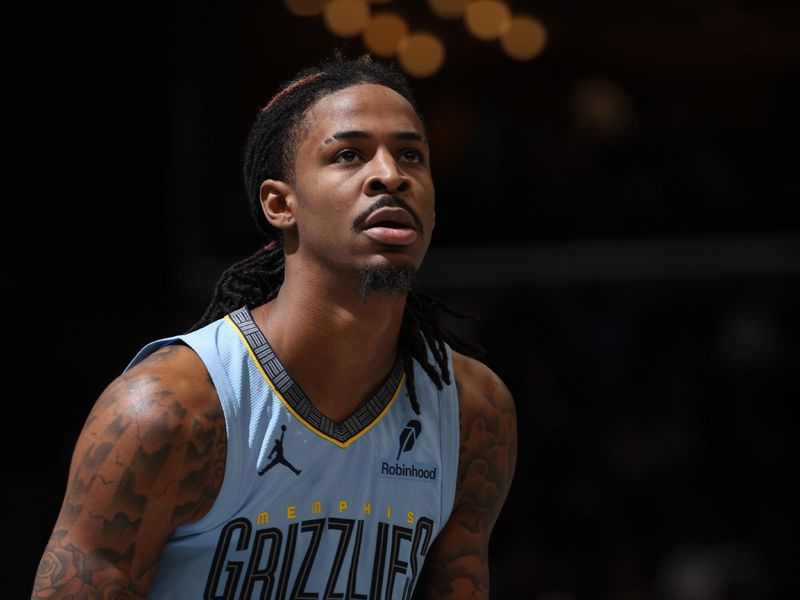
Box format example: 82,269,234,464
359,265,416,302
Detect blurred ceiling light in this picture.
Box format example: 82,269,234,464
464,0,511,40
324,0,371,38
397,32,445,78
284,0,328,17
428,0,469,19
500,14,547,60
363,12,409,57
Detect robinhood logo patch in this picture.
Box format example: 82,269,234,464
397,419,421,460
380,419,437,481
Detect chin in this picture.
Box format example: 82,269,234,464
358,262,416,298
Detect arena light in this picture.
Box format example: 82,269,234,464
324,0,371,38
283,0,549,77
500,14,547,60
428,0,469,19
464,0,512,41
397,32,445,78
284,0,328,17
363,12,409,58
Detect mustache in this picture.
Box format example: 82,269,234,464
352,195,424,234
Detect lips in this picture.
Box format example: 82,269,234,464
361,207,418,245
362,207,416,231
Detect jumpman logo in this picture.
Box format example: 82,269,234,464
259,425,302,476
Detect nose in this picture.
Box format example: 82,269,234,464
364,149,411,195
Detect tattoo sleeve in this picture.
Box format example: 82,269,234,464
32,345,226,599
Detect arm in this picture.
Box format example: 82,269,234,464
32,343,226,599
414,352,518,600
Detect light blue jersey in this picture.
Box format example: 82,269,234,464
126,306,460,600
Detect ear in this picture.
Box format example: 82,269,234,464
259,179,296,230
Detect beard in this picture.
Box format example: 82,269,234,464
359,264,416,302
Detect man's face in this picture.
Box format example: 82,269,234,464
286,83,435,280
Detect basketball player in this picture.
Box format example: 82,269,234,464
33,54,517,599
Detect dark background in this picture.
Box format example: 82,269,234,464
10,0,798,598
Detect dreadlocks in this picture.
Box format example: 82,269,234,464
190,52,484,414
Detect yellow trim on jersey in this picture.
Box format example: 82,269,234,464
225,314,404,448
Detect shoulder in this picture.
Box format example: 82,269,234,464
451,351,511,398
121,341,219,410
93,342,222,443
451,351,516,433
450,350,517,510
82,342,226,523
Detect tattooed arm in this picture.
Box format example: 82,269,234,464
32,343,226,599
414,352,517,600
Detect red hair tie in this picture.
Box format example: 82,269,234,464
264,240,278,250
260,72,324,112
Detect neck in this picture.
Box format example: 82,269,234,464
250,261,409,421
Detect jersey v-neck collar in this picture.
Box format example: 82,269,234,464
226,305,405,447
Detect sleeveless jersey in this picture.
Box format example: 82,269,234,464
125,306,460,600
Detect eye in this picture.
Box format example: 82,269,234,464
402,149,425,164
333,149,360,163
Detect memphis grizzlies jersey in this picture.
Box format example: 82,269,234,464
125,306,460,600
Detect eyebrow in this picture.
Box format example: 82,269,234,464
322,130,427,145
